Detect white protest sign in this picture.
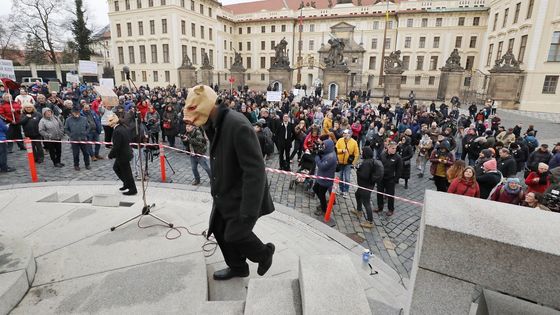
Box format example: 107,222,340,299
266,91,282,102
100,78,114,88
78,60,98,75
0,59,16,80
66,73,80,84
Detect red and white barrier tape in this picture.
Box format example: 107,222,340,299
0,138,424,207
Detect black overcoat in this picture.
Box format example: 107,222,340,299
206,105,275,242
108,124,133,161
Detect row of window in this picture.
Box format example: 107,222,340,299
116,20,214,40
367,55,475,71
485,35,528,67
114,0,213,17
120,70,171,83
405,16,480,28
492,0,534,32
402,35,477,50
238,24,290,34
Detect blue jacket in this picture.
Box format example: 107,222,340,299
0,119,7,141
549,152,560,170
314,139,338,188
80,110,102,134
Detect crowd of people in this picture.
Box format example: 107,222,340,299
1,82,559,221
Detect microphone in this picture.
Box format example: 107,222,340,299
123,66,131,80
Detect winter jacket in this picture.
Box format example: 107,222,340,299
184,127,208,155
162,110,178,137
496,131,515,147
145,111,161,134
477,171,502,199
527,149,552,171
314,139,337,188
0,101,22,124
0,119,7,141
379,151,403,181
64,115,89,141
398,139,414,179
525,171,551,194
490,184,524,205
447,178,480,198
497,156,517,178
356,147,384,190
548,152,560,170
335,137,360,166
20,111,42,138
429,150,455,177
39,113,65,140
81,110,102,134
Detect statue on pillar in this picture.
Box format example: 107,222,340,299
384,50,404,74
491,48,521,72
271,38,291,69
324,37,346,68
231,50,246,71
201,51,213,69
180,52,195,69
441,48,464,71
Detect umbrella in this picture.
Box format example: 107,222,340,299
0,78,19,123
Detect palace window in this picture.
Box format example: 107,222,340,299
542,76,558,94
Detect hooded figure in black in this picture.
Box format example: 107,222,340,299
353,147,384,228
375,142,403,216
107,114,137,195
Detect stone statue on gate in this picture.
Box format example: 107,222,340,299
271,37,291,69
231,50,246,71
441,48,464,71
491,48,521,72
324,37,346,68
201,51,213,69
181,52,195,69
384,50,404,74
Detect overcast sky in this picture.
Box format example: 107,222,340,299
1,0,258,29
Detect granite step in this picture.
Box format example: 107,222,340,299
196,301,245,315
244,278,302,315
299,255,371,315
0,236,36,315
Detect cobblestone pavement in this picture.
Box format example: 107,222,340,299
1,109,558,281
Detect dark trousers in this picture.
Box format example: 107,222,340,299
167,135,176,148
190,156,211,181
44,142,61,164
434,176,449,192
0,142,7,170
377,179,396,211
278,144,291,170
212,212,268,272
289,139,303,160
71,143,90,167
113,158,137,192
355,189,373,222
150,132,159,144
30,137,44,162
103,125,113,147
7,124,25,151
313,182,329,213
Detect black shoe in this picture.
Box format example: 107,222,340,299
74,166,80,171
85,165,91,170
59,163,65,167
417,174,423,178
404,184,408,189
0,167,15,173
313,209,324,216
19,147,26,151
191,179,201,186
257,243,275,276
123,190,137,196
213,267,249,281
119,186,127,191
54,163,62,168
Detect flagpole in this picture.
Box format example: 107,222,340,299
296,2,303,86
378,0,390,86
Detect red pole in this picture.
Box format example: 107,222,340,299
325,177,339,222
159,143,166,182
24,138,38,182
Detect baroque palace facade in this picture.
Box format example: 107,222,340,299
108,0,560,112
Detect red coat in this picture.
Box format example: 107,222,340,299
136,102,149,121
0,101,22,124
524,171,551,194
91,99,102,114
447,178,480,198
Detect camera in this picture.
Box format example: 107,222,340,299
543,189,560,212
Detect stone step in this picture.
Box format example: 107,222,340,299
367,297,402,315
0,236,36,315
244,278,302,315
299,255,371,315
196,301,245,315
206,264,249,301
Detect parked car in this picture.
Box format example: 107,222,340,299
21,77,43,87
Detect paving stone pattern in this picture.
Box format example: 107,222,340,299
1,109,558,281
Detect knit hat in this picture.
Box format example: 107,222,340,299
483,159,497,171
41,108,52,115
504,177,521,194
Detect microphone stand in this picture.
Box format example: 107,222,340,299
110,69,173,231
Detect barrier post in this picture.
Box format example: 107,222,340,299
159,143,166,182
24,138,38,182
325,177,339,222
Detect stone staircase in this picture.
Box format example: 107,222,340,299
200,254,402,315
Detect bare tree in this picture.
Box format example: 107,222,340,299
0,15,19,59
12,0,69,65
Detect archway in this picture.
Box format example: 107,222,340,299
271,81,282,92
328,83,338,100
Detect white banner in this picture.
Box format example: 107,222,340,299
100,78,114,88
0,59,16,80
66,73,80,84
78,60,98,75
266,91,282,102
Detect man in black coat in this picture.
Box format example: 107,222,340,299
183,85,275,281
275,114,294,171
497,148,517,178
107,115,137,195
375,142,403,216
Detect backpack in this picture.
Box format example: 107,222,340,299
357,159,384,186
262,127,275,154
